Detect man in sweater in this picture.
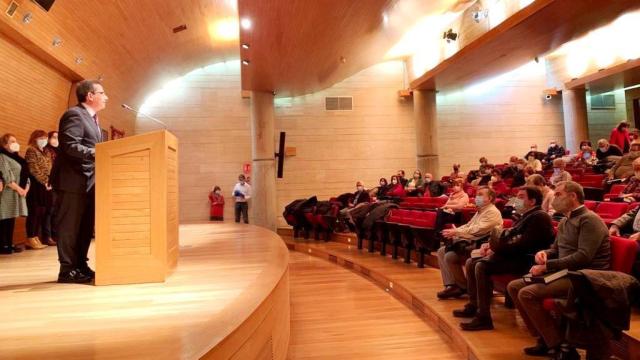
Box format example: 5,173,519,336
232,174,252,224
455,186,555,331
436,187,503,299
507,181,610,357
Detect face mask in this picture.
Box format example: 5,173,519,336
215,190,221,195
9,142,19,153
490,176,497,182
49,139,59,148
474,196,485,208
517,164,524,170
392,180,397,185
550,143,556,148
357,186,364,191
424,178,432,183
239,180,245,185
583,152,591,159
513,198,525,213
36,139,48,149
553,168,561,174
380,182,386,187
530,148,536,152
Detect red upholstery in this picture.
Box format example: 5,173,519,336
604,184,627,201
503,218,514,228
595,202,629,222
583,200,598,211
409,210,437,228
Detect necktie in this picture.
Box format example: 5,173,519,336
93,114,99,126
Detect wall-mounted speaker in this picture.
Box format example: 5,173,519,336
32,0,55,12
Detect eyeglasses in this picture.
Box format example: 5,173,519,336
92,91,105,95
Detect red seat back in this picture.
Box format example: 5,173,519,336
609,236,638,273
583,200,598,211
595,202,628,220
502,219,513,228
609,184,627,195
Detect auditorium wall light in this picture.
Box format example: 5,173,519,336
241,43,250,49
519,0,535,9
209,18,239,42
242,59,250,65
240,18,252,30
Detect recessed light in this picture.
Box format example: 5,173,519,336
241,43,250,49
240,18,252,30
242,60,250,65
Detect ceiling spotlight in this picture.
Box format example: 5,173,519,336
22,12,33,24
241,43,250,49
52,36,63,47
75,56,83,64
340,56,346,64
242,59,250,66
240,18,252,30
472,9,488,23
443,29,458,43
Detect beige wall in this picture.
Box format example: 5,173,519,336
586,89,627,145
436,61,565,175
137,59,565,227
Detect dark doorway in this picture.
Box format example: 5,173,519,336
634,98,640,129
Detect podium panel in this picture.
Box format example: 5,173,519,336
95,130,179,285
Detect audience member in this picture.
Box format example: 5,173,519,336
405,170,423,195
575,143,596,166
548,158,571,187
502,156,525,187
52,80,106,283
524,144,546,161
436,187,502,299
507,181,610,358
232,174,252,224
386,175,406,198
0,134,30,254
596,138,623,161
611,158,640,202
372,177,389,199
423,172,447,197
545,140,565,162
608,204,640,279
526,154,542,172
610,121,631,153
523,165,536,180
449,164,464,181
396,169,408,187
609,141,640,180
208,186,224,221
488,169,509,199
42,130,59,244
25,130,54,247
435,179,469,231
454,187,554,331
526,174,555,215
478,157,490,173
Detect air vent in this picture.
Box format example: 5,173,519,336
590,94,615,109
5,1,18,17
325,96,353,111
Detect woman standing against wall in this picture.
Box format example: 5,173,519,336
209,186,225,221
25,130,55,246
0,134,33,254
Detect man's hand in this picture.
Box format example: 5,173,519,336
630,233,640,241
441,228,456,239
529,264,547,276
609,225,621,236
534,250,547,265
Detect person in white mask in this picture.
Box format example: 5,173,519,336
454,186,554,331
0,133,30,254
436,187,502,299
548,158,572,187
25,130,55,248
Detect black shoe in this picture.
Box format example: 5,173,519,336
453,303,477,318
552,347,579,360
524,338,550,357
460,315,494,331
79,266,95,279
437,286,466,299
58,269,92,284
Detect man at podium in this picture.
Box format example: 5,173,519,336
51,80,107,284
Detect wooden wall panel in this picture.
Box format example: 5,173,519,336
586,90,627,145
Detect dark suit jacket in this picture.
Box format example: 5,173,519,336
51,104,103,193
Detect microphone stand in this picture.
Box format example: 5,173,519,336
121,104,168,129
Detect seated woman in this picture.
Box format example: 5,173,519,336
435,179,469,231
371,177,389,199
525,154,542,172
478,157,490,173
488,168,510,199
526,174,555,216
386,175,406,198
611,158,640,202
549,158,572,187
575,140,597,166
449,164,464,181
405,170,424,196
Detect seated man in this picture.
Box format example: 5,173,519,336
423,172,447,197
502,156,525,187
610,157,640,202
338,181,371,231
545,140,565,163
608,204,640,279
609,141,640,180
454,186,555,331
596,138,623,161
524,144,546,162
436,187,503,299
507,181,610,357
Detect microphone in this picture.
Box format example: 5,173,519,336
121,104,168,129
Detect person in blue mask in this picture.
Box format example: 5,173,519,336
436,187,503,300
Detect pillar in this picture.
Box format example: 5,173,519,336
562,88,589,154
249,91,278,231
413,90,439,177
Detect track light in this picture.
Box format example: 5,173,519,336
472,9,488,23
443,29,458,43
241,43,250,49
242,59,250,66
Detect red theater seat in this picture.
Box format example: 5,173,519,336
583,200,598,211
594,202,628,223
603,184,627,201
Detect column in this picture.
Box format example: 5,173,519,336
250,91,277,231
413,90,439,177
562,88,589,154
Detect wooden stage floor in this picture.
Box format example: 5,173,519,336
283,235,640,360
0,223,290,360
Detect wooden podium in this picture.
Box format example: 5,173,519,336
94,130,179,285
